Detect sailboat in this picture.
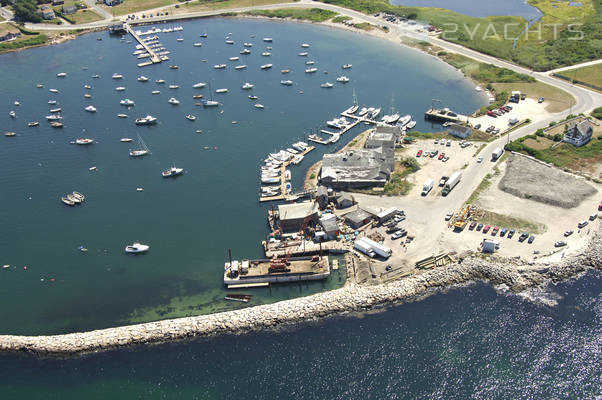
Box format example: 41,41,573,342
129,134,151,157
202,82,219,107
343,88,359,114
381,93,401,124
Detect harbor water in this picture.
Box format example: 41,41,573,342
0,18,485,335
0,270,599,398
390,0,543,20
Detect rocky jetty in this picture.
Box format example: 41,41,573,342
1,228,599,356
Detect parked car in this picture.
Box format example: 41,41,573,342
476,223,484,231
469,221,477,230
416,150,423,157
599,202,602,211
555,241,567,247
487,111,497,118
498,107,507,113
528,235,535,243
564,230,574,237
434,139,438,144
507,228,515,239
519,232,529,242
589,213,598,221
438,153,445,160
505,105,513,110
445,212,453,221
578,220,589,228
538,97,544,103
391,230,407,240
491,226,499,236
483,225,491,233
500,227,507,237
474,124,481,130
492,129,500,135
477,156,483,163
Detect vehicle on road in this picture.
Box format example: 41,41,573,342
555,241,567,247
487,111,497,118
474,124,481,130
477,156,483,163
391,230,406,240
589,213,598,221
538,97,545,103
445,212,453,221
438,153,445,160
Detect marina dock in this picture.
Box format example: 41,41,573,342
263,239,349,258
126,24,166,67
424,108,462,123
259,145,315,202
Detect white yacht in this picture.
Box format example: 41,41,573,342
115,87,126,91
151,90,160,95
129,134,151,157
117,113,128,118
56,72,67,77
193,42,202,47
192,82,206,88
298,52,308,56
229,56,239,61
301,43,310,48
225,40,234,44
336,76,350,83
49,88,59,93
120,137,133,142
162,165,184,177
261,52,271,56
305,67,317,73
260,64,272,69
75,138,94,145
112,73,123,79
135,115,157,125
85,105,97,112
120,99,135,106
320,82,334,88
176,38,184,42
214,64,227,69
202,99,219,107
241,82,254,90
254,103,264,109
137,76,149,82
168,97,180,105
263,37,273,42
405,120,416,129
49,108,61,113
125,242,149,253
235,65,247,70
280,80,293,86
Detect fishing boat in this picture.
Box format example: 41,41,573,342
50,122,63,128
9,111,16,118
75,138,94,145
56,72,67,77
280,80,293,86
260,64,272,69
241,82,254,90
129,134,151,157
215,88,228,93
112,73,123,79
336,76,350,83
135,115,157,125
155,79,165,84
117,113,128,118
162,165,184,177
115,87,126,91
125,242,149,253
28,122,39,127
254,103,264,109
248,95,259,100
235,65,247,70
168,97,180,105
305,67,317,73
61,196,75,206
342,64,352,69
85,105,97,112
192,82,206,89
120,99,135,106
185,114,196,121
229,56,239,61
137,76,149,82
320,82,334,88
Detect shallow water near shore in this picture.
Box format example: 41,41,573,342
0,270,599,398
0,18,485,335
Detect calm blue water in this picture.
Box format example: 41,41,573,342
0,270,599,399
0,18,485,335
390,0,543,20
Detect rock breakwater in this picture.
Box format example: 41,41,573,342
1,228,600,356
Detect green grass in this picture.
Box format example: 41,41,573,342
441,53,535,84
478,210,546,234
181,0,296,13
383,157,419,195
466,173,492,204
0,34,47,51
593,107,602,120
558,64,602,88
101,0,179,16
332,15,351,23
243,8,338,22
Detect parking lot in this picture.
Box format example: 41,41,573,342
468,98,547,135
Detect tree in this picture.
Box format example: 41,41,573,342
12,0,43,23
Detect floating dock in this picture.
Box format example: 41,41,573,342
126,23,165,67
224,256,330,286
259,145,315,202
424,108,461,123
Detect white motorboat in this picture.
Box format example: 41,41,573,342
215,88,228,93
129,134,151,157
155,79,165,84
229,56,239,61
286,147,298,154
261,52,271,56
9,110,16,118
28,121,39,127
120,137,133,142
120,99,135,106
280,80,293,86
397,114,412,127
112,73,123,79
305,61,315,65
176,38,184,42
185,114,196,121
85,105,97,112
162,165,184,177
125,242,150,253
137,76,149,82
168,97,180,105
117,113,128,118
243,42,253,47
135,115,157,125
115,87,126,91
192,82,206,89
48,100,57,105
298,52,308,56
193,42,202,47
49,88,59,93
305,67,317,73
50,108,62,113
281,69,290,74
301,43,310,48
248,95,259,100
84,84,91,89
254,103,264,109
370,107,381,119
56,72,67,77
61,196,75,206
84,93,92,98
46,114,62,120
336,76,350,83
405,120,416,129
344,105,359,114
260,64,272,69
75,138,94,145
235,65,247,70
263,37,273,42
320,82,334,88
342,64,352,69
36,84,44,88
225,40,234,44
241,82,254,90
91,74,100,79
240,49,251,55
168,84,179,89
214,64,227,69
169,65,179,69
358,107,369,117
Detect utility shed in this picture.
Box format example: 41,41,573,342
319,214,340,238
345,209,372,229
448,123,472,139
335,192,355,209
277,202,319,233
482,239,497,253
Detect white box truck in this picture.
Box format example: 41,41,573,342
360,237,392,259
442,171,461,196
491,147,504,161
421,178,434,196
354,239,375,258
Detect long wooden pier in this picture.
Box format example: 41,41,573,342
259,146,315,202
126,23,165,67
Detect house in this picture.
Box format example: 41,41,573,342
335,192,354,209
39,5,56,20
62,5,77,15
0,32,21,43
345,209,372,229
482,239,498,253
318,214,340,240
105,0,123,6
564,120,593,147
277,202,319,233
448,123,472,139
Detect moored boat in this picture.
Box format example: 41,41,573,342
162,165,184,177
125,242,149,253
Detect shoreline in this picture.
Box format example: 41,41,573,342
0,226,599,356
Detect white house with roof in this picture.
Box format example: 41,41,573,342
563,120,593,147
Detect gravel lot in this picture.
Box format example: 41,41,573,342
499,153,597,208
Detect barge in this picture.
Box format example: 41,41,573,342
224,256,330,286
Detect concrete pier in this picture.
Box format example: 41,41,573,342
126,23,165,67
